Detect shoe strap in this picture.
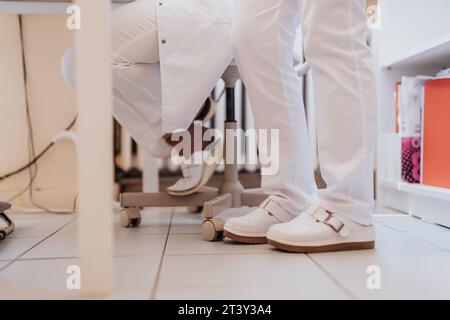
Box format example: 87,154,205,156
307,205,350,238
181,164,193,179
260,199,295,223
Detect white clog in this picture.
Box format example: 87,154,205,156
267,205,375,253
223,198,296,244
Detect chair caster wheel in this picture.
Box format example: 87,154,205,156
202,218,225,241
120,207,142,228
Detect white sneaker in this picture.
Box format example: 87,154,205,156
166,138,223,196
166,156,205,195
223,198,297,244
267,205,375,253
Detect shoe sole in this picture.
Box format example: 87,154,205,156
267,239,375,253
224,230,267,244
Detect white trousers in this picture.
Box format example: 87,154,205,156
61,0,164,148
232,0,376,224
110,0,164,149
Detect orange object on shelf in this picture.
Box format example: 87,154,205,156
422,78,450,189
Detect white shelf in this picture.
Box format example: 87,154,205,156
383,33,450,69
380,180,450,202
0,1,70,14
0,0,130,14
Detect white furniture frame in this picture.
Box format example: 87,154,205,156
373,0,450,227
1,0,116,296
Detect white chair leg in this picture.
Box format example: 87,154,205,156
75,0,113,297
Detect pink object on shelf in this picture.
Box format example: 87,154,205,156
401,137,421,183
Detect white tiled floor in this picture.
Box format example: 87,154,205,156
1,207,450,300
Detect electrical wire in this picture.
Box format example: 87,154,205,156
0,116,77,182
2,15,78,213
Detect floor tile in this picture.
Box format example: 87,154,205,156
373,223,440,251
374,214,448,232
2,205,450,299
20,220,168,259
0,237,46,261
374,215,449,232
114,208,172,235
112,231,167,258
406,231,450,251
373,207,404,215
0,261,10,269
155,254,348,300
7,212,75,238
169,208,202,234
166,234,279,256
309,250,450,299
111,256,160,299
169,207,256,235
0,256,159,299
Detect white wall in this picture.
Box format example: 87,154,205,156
0,14,77,209
377,0,450,64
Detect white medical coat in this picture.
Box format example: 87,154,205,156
61,0,233,146
157,0,233,132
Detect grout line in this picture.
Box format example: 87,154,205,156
169,233,202,235
403,232,450,253
14,256,78,262
163,253,281,257
13,253,170,262
306,254,357,300
373,221,408,233
374,219,430,233
149,208,175,300
374,222,447,252
374,207,409,215
396,231,449,251
0,216,77,273
375,219,450,249
374,215,450,232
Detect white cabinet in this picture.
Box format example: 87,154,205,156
373,0,450,227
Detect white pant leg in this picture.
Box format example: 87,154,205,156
299,0,376,225
110,0,164,148
232,0,317,215
111,0,159,65
61,0,164,148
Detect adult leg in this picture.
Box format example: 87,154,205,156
110,0,164,148
232,0,316,214
60,0,163,147
223,0,316,243
111,0,215,153
266,0,376,253
299,0,377,225
111,0,220,196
